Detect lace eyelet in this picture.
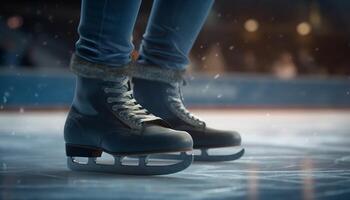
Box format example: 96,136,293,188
118,111,125,116
167,97,174,102
111,105,118,111
107,97,113,103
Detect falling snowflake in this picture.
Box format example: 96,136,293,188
2,163,7,171
3,92,10,103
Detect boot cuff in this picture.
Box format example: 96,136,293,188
129,64,186,84
70,54,186,83
70,54,130,79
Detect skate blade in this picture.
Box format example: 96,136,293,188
194,147,245,162
67,151,193,175
151,147,244,162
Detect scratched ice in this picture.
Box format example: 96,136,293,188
0,110,350,199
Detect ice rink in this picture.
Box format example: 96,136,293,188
0,109,350,200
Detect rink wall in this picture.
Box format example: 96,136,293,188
1,71,350,109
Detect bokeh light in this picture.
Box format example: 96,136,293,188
244,19,259,32
297,22,312,36
7,15,23,29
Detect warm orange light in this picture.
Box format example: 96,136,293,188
297,22,312,36
7,16,23,29
244,19,259,32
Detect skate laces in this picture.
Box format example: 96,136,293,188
103,77,159,128
167,82,205,127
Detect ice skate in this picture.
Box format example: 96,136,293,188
131,65,244,162
64,55,193,175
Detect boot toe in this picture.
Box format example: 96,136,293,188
102,126,193,154
143,125,193,152
191,127,241,148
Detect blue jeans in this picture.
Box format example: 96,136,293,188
75,0,213,70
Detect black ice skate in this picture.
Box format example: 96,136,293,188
131,65,244,162
64,55,193,175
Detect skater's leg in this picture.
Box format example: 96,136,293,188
76,0,141,67
131,1,244,161
137,0,214,69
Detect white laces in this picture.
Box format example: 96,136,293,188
166,82,205,127
104,77,159,128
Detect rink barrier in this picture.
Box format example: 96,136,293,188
1,71,350,109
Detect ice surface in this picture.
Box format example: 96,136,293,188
0,110,350,199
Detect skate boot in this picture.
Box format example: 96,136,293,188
131,65,244,162
64,55,193,175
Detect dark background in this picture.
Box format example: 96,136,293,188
1,0,350,78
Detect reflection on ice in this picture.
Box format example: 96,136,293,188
0,110,350,199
